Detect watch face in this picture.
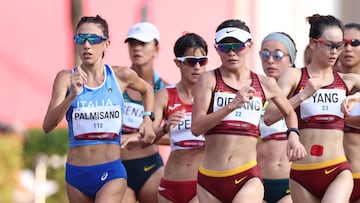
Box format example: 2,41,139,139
143,112,155,121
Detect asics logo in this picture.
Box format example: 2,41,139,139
100,172,109,181
325,167,338,175
144,164,156,172
234,176,247,184
168,103,181,111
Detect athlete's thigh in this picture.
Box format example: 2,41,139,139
138,167,164,203
233,178,264,203
158,193,173,203
96,178,127,203
196,184,222,203
188,195,200,203
278,194,293,203
66,182,93,203
121,187,137,203
322,170,353,203
289,179,319,203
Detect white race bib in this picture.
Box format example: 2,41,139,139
300,89,345,119
72,105,122,137
213,92,262,126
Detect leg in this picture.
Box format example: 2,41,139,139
138,166,164,203
278,194,293,203
322,170,353,203
233,177,264,203
95,178,127,203
196,184,222,203
66,182,93,203
158,193,173,203
290,179,319,203
121,187,137,203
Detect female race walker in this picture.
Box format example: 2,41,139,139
191,19,306,203
257,32,298,203
264,14,360,203
153,32,208,203
120,21,166,203
339,22,360,203
43,15,155,203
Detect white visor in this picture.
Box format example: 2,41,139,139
215,27,251,43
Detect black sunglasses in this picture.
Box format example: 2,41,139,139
344,39,360,47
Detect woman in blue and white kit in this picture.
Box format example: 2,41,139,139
43,15,155,203
153,33,208,203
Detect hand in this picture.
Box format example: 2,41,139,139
70,66,87,95
120,133,140,149
341,93,360,115
287,133,307,161
138,118,156,145
230,86,256,109
164,109,185,133
301,76,322,100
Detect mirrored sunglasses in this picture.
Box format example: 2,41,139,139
74,34,107,45
176,56,208,66
312,38,345,50
215,42,248,53
344,39,360,47
259,50,289,61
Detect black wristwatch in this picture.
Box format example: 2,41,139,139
286,128,300,138
143,111,155,121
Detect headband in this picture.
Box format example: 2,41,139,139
262,32,296,65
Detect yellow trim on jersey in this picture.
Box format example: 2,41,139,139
291,156,346,170
353,172,360,179
199,160,256,177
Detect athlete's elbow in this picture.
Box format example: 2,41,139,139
191,125,202,137
262,112,271,125
42,122,55,134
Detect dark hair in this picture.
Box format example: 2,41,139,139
76,15,109,38
173,33,208,57
306,14,343,39
344,23,360,31
216,19,250,33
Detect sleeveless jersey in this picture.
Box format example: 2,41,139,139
66,64,124,147
259,101,287,140
205,68,266,138
165,85,205,151
344,102,360,133
294,67,348,130
122,72,164,134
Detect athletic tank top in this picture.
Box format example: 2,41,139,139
66,64,124,147
344,102,360,133
259,101,287,140
165,85,205,151
205,68,266,138
294,67,348,130
122,72,164,134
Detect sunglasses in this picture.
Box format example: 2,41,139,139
312,38,345,50
215,42,248,53
176,56,208,66
74,34,107,45
259,50,289,61
344,39,360,47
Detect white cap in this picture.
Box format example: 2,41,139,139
125,22,160,43
215,27,251,43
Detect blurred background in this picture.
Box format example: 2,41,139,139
0,0,359,202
